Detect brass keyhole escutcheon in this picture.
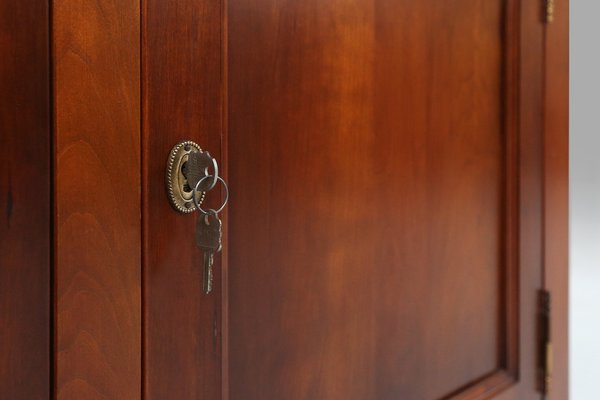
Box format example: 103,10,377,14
165,141,205,213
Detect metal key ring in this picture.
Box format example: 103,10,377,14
193,175,229,214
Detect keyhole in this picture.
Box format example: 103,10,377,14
181,161,192,192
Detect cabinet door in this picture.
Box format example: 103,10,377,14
143,0,554,399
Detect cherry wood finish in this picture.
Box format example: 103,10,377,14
225,0,543,399
544,0,569,398
492,0,546,398
0,0,567,398
139,0,565,398
142,0,224,399
53,1,141,398
0,1,51,398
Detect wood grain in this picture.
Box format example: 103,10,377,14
139,0,553,398
544,0,569,398
53,0,141,398
225,0,540,398
142,0,223,399
0,1,51,398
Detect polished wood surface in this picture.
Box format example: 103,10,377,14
142,0,223,398
457,2,549,399
0,0,566,398
225,0,541,399
137,0,562,398
53,0,141,398
0,1,51,398
544,0,569,398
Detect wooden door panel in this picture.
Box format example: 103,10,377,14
226,0,535,399
142,0,547,398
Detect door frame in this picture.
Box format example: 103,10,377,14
543,0,569,398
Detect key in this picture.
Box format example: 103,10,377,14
196,211,221,294
196,209,222,294
183,151,218,192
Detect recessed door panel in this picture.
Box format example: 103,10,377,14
227,0,520,399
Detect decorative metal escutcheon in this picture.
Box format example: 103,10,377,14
165,140,218,213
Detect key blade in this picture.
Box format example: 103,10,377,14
195,210,222,295
202,252,213,294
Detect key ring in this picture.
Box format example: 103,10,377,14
193,175,229,214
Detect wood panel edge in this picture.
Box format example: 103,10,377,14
444,370,517,400
543,0,569,398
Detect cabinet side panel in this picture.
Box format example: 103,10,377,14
0,0,51,398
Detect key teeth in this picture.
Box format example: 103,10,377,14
205,267,213,294
202,251,215,295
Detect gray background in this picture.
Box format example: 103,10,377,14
570,1,598,398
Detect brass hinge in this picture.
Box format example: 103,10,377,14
538,290,553,395
545,0,555,23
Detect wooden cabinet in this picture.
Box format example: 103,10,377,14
0,0,568,399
